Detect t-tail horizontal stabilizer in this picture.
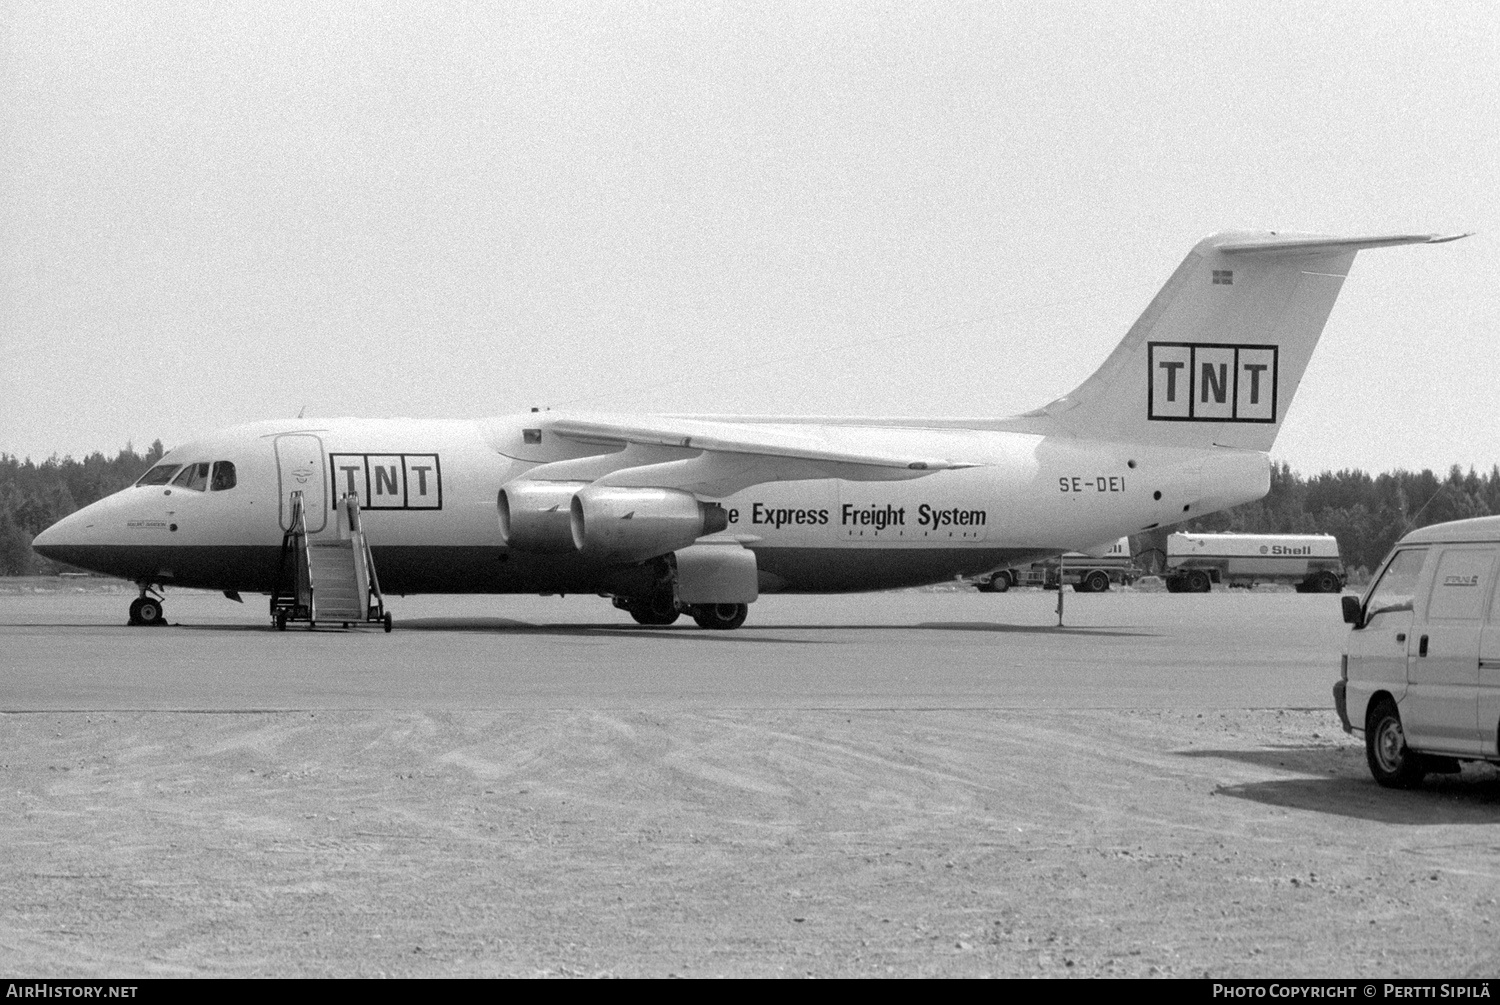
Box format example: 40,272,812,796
1034,230,1468,452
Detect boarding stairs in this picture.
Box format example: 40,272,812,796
270,491,392,632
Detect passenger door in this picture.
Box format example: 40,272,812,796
1403,545,1491,754
1347,548,1428,727
274,434,328,534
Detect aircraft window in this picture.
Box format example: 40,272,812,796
171,462,210,492
211,461,237,492
136,464,181,486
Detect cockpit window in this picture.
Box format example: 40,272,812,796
171,462,210,492
136,463,181,486
211,461,237,491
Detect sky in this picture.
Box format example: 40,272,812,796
2,1,1497,475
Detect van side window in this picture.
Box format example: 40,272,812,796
1427,548,1497,621
171,462,210,492
211,461,237,492
1365,548,1427,621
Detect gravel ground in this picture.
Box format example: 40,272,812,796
4,706,1499,978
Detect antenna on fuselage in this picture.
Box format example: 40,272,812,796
297,405,306,418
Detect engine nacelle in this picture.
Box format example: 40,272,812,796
497,480,589,552
570,485,729,565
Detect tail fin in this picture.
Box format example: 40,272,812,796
1035,231,1466,451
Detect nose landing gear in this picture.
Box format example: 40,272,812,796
128,587,168,626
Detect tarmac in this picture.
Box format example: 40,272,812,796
0,587,1349,711
4,584,1499,978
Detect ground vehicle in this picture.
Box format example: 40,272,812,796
1335,516,1500,787
1163,532,1343,593
976,538,1136,593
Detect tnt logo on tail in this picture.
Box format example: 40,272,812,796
1147,342,1278,423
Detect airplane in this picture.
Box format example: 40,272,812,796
31,230,1465,630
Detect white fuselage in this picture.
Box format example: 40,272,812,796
33,415,1270,598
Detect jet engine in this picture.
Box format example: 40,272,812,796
497,480,589,552
570,485,729,565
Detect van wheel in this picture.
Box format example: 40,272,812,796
1366,699,1426,788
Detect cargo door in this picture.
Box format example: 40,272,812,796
1404,546,1489,754
1475,562,1500,756
275,433,328,534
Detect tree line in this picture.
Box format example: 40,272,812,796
1,444,1497,579
1134,462,1500,580
0,442,163,575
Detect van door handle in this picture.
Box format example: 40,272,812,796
1396,633,1406,643
1419,635,1429,657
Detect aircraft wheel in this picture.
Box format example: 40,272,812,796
132,597,165,625
1366,699,1426,789
627,589,680,626
383,612,393,633
625,593,680,626
1187,570,1212,593
629,607,679,626
1084,570,1110,593
275,611,288,631
691,603,748,630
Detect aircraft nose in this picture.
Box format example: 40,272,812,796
31,509,85,561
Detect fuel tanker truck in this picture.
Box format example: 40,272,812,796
1164,532,1344,593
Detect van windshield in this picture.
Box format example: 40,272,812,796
1365,548,1427,620
136,464,181,486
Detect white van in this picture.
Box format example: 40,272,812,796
1335,516,1500,787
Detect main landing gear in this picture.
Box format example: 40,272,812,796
128,587,167,626
615,587,681,625
612,588,749,630
688,603,748,630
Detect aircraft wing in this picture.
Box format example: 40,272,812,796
532,415,978,498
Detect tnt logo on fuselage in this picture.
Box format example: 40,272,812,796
1147,342,1278,423
329,453,442,510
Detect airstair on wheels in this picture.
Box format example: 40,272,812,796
271,490,392,632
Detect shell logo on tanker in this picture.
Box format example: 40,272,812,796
728,502,987,530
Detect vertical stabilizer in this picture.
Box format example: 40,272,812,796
1035,231,1465,451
